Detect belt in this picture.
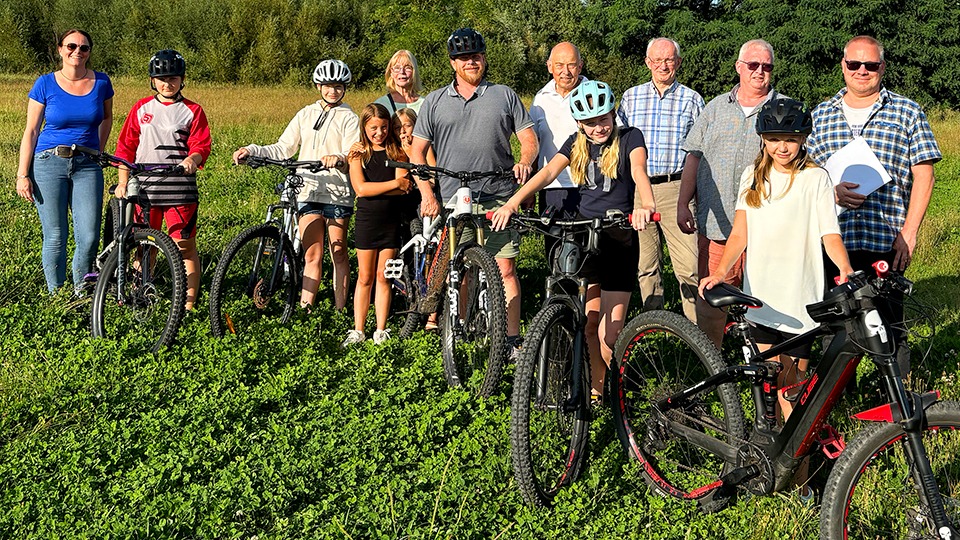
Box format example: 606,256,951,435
649,171,683,185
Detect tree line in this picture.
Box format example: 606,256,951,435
2,0,958,108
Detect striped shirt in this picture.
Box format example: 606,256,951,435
617,80,704,176
807,87,941,253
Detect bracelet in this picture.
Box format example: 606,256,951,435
16,174,29,180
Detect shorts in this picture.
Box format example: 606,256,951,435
298,201,353,219
136,203,198,240
750,322,813,359
580,225,639,292
698,234,744,287
457,198,520,259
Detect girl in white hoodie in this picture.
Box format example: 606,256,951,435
233,59,360,311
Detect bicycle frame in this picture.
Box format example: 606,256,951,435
655,272,953,531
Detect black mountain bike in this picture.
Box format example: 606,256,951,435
67,145,187,353
610,263,958,538
505,209,658,507
384,160,509,397
209,156,329,337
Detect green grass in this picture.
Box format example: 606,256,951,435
1,75,958,538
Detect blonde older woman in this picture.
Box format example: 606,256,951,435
374,50,425,114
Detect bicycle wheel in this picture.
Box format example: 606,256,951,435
101,197,122,251
510,302,590,507
610,310,745,509
392,254,424,340
820,400,960,539
91,228,186,353
441,245,507,397
209,224,299,337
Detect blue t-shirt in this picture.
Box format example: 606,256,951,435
29,71,115,152
558,126,646,218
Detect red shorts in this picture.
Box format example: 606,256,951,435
698,234,744,287
136,203,198,240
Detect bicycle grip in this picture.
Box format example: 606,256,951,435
71,144,101,157
628,212,661,222
386,159,414,170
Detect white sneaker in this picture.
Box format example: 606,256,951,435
372,328,391,345
341,330,365,348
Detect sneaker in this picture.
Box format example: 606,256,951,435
508,344,522,363
341,330,365,348
372,328,391,345
798,485,817,508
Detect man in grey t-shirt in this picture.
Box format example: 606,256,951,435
408,27,539,355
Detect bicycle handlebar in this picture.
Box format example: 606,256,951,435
386,159,515,183
239,155,334,173
486,210,661,229
70,145,186,176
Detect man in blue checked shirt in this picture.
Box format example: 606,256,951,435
807,35,941,373
617,37,703,322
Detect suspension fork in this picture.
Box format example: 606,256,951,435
562,278,589,415
879,357,956,534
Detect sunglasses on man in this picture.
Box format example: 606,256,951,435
844,60,882,72
738,61,773,73
65,43,91,53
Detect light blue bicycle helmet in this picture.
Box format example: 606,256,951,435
569,81,615,121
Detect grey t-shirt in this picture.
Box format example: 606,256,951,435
413,80,533,201
681,85,785,240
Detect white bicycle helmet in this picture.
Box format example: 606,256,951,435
312,59,352,85
569,81,615,121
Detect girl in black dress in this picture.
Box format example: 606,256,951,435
343,103,412,346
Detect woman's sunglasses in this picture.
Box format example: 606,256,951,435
65,43,91,53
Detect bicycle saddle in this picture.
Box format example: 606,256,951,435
702,282,763,309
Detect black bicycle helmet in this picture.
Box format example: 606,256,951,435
148,49,186,78
447,28,486,58
756,98,812,135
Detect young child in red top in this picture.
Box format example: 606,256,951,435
114,50,212,310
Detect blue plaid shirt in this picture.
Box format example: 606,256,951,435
807,87,941,253
617,81,704,176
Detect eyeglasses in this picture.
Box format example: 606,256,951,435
738,60,773,73
391,65,413,73
844,60,883,72
647,58,677,67
65,43,91,53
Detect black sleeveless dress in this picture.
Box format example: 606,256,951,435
354,149,403,250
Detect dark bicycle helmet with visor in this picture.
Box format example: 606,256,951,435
447,28,486,58
149,49,186,78
756,98,812,135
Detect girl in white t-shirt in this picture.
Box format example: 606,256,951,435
698,98,853,422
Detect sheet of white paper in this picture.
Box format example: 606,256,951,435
823,137,893,214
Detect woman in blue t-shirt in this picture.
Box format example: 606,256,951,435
491,80,656,399
16,29,115,294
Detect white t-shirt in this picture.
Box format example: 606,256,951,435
529,78,586,189
842,101,873,137
736,165,841,333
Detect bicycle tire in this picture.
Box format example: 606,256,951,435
209,223,299,338
610,310,746,510
395,259,424,339
91,228,186,353
441,245,507,397
101,197,122,251
510,302,590,507
820,400,960,539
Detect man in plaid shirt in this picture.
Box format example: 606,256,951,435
617,37,703,323
807,35,941,372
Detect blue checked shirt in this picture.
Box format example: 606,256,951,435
617,81,704,176
807,87,941,253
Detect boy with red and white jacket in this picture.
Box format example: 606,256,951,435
115,49,212,310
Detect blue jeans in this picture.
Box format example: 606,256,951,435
31,149,104,292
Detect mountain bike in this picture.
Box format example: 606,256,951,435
69,145,187,353
208,156,330,337
610,262,958,538
383,160,509,397
503,209,658,507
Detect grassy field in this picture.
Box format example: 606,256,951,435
1,74,958,538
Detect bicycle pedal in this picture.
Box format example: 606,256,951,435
383,258,404,279
818,424,845,459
